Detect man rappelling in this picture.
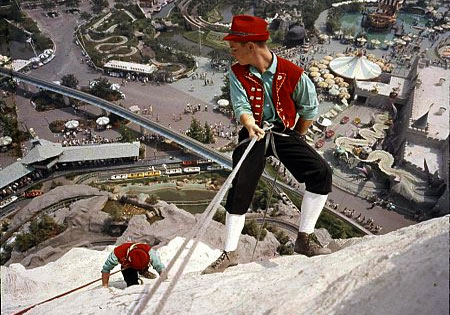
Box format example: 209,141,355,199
202,15,332,275
101,242,167,287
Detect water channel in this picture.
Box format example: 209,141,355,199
120,182,217,213
340,11,430,42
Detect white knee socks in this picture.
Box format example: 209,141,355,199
224,212,246,252
299,190,328,234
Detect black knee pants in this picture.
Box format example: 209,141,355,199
225,127,332,215
122,268,139,287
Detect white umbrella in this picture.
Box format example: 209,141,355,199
402,35,412,42
329,88,340,96
217,99,230,107
309,66,319,72
319,34,329,40
317,81,329,88
313,76,324,83
318,64,328,69
0,136,12,146
320,69,330,74
324,55,334,61
357,37,367,43
433,25,443,31
65,120,79,129
344,35,354,40
96,116,110,126
129,105,140,113
325,78,336,85
310,71,321,78
371,39,381,46
335,53,346,57
384,40,394,46
323,73,335,79
329,84,339,90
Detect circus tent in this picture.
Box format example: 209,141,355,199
329,55,382,80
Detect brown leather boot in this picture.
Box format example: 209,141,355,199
139,270,157,279
201,250,238,275
294,232,331,257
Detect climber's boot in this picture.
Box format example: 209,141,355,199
201,250,238,275
294,232,332,257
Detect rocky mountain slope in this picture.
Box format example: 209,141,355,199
1,216,448,315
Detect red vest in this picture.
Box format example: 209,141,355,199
114,242,151,265
231,56,304,129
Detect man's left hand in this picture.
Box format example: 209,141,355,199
159,269,168,281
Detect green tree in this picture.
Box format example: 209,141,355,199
220,75,230,101
91,0,108,14
203,122,214,144
89,78,121,101
66,0,81,8
119,124,135,143
14,215,65,253
80,12,92,20
242,220,267,241
41,0,56,10
61,74,79,89
186,118,204,143
0,244,13,265
251,180,278,211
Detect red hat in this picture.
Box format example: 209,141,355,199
128,248,150,270
223,15,269,42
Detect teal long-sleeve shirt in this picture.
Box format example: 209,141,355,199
229,53,319,124
101,248,165,274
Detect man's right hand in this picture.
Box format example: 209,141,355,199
240,114,265,141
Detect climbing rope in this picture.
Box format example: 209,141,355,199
251,127,287,261
13,269,125,315
130,124,274,315
251,160,282,261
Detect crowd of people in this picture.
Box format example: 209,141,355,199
339,206,383,233
59,128,119,147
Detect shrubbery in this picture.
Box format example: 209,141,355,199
242,219,267,241
252,180,278,211
14,215,66,253
266,224,294,255
102,200,123,221
317,211,364,238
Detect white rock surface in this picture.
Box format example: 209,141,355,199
1,216,448,315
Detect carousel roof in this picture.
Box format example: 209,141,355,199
329,55,382,80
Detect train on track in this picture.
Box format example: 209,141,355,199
109,159,222,181
0,195,18,209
